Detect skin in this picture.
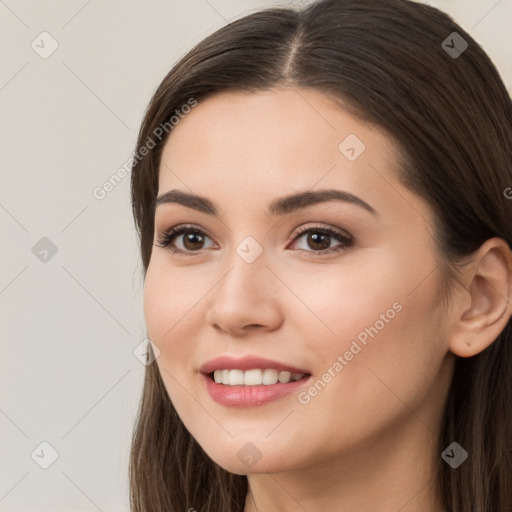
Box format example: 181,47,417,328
143,87,512,512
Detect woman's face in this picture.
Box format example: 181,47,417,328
143,87,455,474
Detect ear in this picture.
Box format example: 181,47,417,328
448,237,512,358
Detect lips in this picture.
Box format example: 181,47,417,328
199,355,311,376
199,355,312,407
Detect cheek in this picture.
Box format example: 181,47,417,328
319,287,444,424
143,264,168,342
143,259,200,343
279,257,402,355
290,256,445,405
142,262,198,389
143,264,199,412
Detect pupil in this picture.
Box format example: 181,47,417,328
309,232,329,250
184,231,203,250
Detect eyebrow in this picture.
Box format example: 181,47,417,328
155,188,377,217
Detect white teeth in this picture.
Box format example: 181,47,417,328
212,369,306,386
244,369,263,385
229,369,244,385
262,369,279,385
278,371,292,383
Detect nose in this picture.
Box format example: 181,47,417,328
204,252,284,336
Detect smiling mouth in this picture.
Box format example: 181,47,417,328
208,369,311,386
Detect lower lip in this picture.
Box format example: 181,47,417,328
201,373,311,407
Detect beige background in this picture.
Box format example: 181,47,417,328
1,0,510,510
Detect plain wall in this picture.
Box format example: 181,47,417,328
1,0,510,510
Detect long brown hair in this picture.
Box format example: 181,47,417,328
129,0,512,510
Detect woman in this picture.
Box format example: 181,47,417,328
129,0,512,510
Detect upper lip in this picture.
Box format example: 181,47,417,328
200,355,311,375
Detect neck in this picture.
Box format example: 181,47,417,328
243,417,446,512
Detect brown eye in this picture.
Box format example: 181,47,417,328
304,231,331,251
155,226,215,254
289,225,353,254
181,230,206,251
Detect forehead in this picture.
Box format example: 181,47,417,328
157,88,425,224
160,87,397,168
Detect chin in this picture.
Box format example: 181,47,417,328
203,443,301,476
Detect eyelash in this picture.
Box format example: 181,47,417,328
155,223,353,257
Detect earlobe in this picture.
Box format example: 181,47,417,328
448,237,512,358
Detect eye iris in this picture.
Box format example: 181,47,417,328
308,232,330,250
183,230,204,250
